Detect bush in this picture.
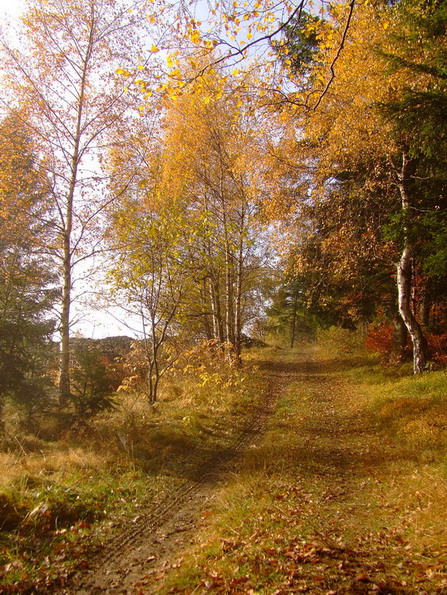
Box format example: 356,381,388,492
364,323,395,362
70,344,119,418
427,332,447,367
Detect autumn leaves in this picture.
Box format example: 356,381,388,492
0,0,445,413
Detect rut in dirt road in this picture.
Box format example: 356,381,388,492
64,360,288,594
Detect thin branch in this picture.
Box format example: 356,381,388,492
185,1,307,83
311,0,356,111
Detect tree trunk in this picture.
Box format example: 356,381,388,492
201,280,213,340
58,154,76,405
147,323,159,405
397,247,426,372
224,246,235,348
58,23,92,405
233,234,244,365
393,315,408,362
396,152,427,374
59,265,71,405
290,286,299,348
209,275,224,342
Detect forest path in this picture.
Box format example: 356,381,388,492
66,356,284,594
66,349,447,593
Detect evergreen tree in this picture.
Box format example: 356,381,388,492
0,112,57,423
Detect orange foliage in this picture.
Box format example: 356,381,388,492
427,334,447,367
364,323,394,359
366,325,447,367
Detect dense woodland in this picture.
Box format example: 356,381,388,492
0,0,446,423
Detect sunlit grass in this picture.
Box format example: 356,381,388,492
0,351,262,591
339,361,447,462
155,347,447,594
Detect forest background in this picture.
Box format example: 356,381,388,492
1,0,446,413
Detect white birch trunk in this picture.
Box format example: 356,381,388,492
396,152,427,374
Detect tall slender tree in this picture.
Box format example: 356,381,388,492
0,0,151,402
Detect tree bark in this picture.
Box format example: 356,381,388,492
393,315,408,362
290,286,299,348
396,152,427,374
225,248,235,347
209,274,224,342
58,257,71,405
397,247,426,373
233,231,244,365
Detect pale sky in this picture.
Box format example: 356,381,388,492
0,0,24,18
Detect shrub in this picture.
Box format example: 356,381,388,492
427,333,447,367
70,344,119,418
364,323,395,361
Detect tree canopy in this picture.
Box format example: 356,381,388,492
0,0,445,423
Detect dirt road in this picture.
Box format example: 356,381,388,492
65,351,447,593
66,360,282,593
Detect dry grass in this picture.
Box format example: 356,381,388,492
153,347,447,594
0,350,261,592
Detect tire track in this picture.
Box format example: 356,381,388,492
67,369,280,593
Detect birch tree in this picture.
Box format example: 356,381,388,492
0,0,151,402
161,68,265,362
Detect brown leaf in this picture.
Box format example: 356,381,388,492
355,573,370,582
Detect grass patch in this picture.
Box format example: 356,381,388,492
337,356,447,463
0,352,263,592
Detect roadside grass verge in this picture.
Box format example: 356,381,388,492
154,347,447,594
327,349,447,557
338,356,447,466
316,326,447,465
0,352,264,592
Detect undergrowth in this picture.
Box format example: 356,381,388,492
0,349,263,592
